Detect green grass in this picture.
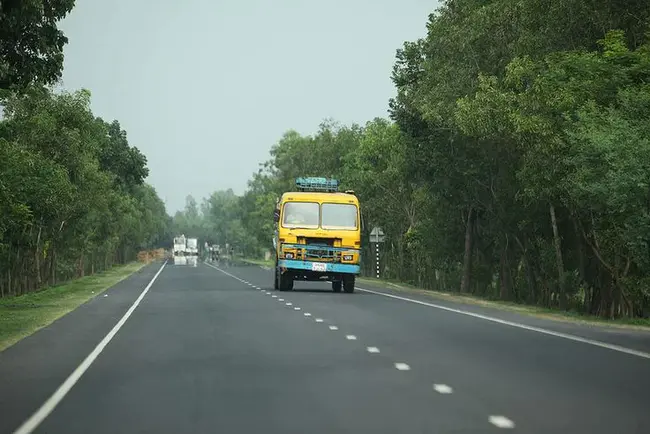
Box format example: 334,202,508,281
0,262,146,352
357,277,650,330
242,257,650,330
242,258,273,267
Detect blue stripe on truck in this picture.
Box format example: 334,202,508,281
281,243,360,252
278,259,360,274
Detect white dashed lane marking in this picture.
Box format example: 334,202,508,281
394,363,410,371
356,286,650,360
489,416,515,429
206,262,515,430
433,384,453,394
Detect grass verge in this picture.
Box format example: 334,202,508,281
242,257,649,330
242,258,273,267
357,277,650,331
0,261,146,352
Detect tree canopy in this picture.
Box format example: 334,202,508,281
0,0,76,91
202,0,650,319
0,87,170,297
0,1,172,298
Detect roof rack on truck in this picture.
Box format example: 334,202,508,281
295,177,339,192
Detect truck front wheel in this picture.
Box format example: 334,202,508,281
332,281,342,293
278,270,293,291
343,276,355,293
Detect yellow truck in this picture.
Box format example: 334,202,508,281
273,177,361,293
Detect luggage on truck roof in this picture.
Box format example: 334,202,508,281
295,177,338,192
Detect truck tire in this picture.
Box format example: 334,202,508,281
332,281,342,293
343,276,355,293
278,271,293,291
274,266,279,290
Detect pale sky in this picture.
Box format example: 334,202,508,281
59,0,438,213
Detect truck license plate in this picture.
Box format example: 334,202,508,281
311,262,327,272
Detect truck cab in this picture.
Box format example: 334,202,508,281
186,238,198,256
173,235,186,256
273,177,361,293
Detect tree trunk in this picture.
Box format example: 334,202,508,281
34,224,43,288
460,206,474,293
50,246,57,285
78,253,85,278
549,204,567,309
499,239,512,300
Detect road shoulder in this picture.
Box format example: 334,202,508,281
0,262,147,352
0,261,164,434
357,277,650,354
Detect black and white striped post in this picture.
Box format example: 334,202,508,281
370,227,385,279
375,244,380,278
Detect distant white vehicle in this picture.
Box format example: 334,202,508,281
186,238,199,256
173,235,186,256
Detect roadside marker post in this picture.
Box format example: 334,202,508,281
370,227,385,279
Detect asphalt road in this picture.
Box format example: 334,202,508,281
1,260,650,434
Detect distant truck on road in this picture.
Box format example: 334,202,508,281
186,238,198,256
173,235,186,256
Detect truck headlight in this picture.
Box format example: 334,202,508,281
343,254,353,261
285,252,294,259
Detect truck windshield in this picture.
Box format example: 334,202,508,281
321,203,358,230
283,202,319,228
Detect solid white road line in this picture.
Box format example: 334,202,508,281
203,262,246,283
433,384,453,394
12,261,168,434
489,416,515,429
356,287,650,360
394,363,411,371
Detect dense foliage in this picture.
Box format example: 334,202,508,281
0,89,171,297
0,0,76,90
192,1,650,319
0,1,170,297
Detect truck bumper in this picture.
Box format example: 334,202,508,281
278,259,360,274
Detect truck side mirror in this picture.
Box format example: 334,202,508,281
273,209,280,223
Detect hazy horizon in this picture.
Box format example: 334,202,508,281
58,0,439,214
